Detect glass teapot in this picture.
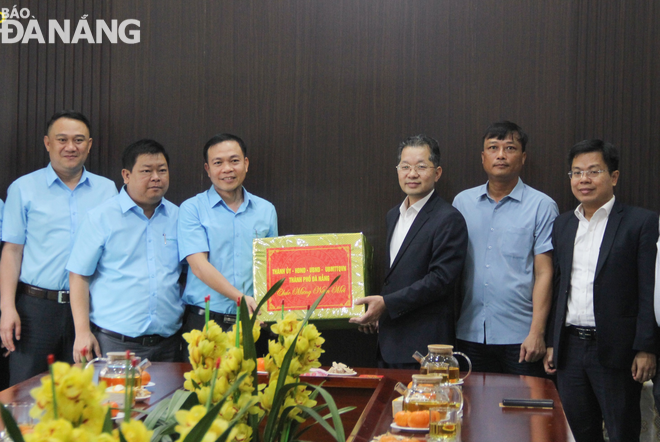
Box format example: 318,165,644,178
85,352,149,387
413,344,472,383
395,374,464,413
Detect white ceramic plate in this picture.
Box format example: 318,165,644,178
135,394,151,402
372,435,421,442
390,423,428,433
327,371,357,376
144,382,155,388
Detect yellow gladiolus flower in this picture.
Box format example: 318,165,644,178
29,363,107,434
115,420,153,442
222,347,243,373
270,313,301,337
25,418,73,442
175,405,209,439
195,386,210,406
294,336,309,354
232,422,253,442
94,434,117,442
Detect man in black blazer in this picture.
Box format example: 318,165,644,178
544,140,658,442
350,135,468,368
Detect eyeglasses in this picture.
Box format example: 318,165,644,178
568,170,607,179
396,164,434,174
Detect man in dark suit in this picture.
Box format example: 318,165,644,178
544,140,658,442
350,135,468,368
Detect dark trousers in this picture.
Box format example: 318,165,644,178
457,339,547,377
557,333,642,442
376,344,420,370
94,329,181,362
653,359,660,414
9,294,75,386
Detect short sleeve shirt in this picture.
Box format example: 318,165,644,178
452,178,558,344
0,199,4,236
2,164,117,290
178,186,278,313
66,188,183,337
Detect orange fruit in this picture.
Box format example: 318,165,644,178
257,357,265,372
18,424,34,434
407,410,430,428
394,410,410,427
141,370,151,384
108,401,119,418
379,436,399,442
430,410,441,422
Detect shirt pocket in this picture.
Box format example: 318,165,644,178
500,226,533,260
253,225,271,239
161,232,180,264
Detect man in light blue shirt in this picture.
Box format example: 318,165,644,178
178,133,277,336
67,139,183,362
0,110,117,385
0,198,6,389
453,121,558,377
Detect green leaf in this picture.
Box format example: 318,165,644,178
165,390,197,422
102,407,114,434
118,428,128,442
284,405,338,440
249,278,286,328
144,397,172,430
263,276,339,442
293,406,355,440
300,382,347,442
181,372,250,442
150,421,178,442
244,277,284,442
0,402,25,442
180,398,226,442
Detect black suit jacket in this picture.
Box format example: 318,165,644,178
547,200,659,370
379,191,468,364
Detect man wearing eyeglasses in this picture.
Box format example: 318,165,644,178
350,135,468,368
544,140,658,442
452,121,558,377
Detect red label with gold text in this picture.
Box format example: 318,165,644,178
266,245,352,311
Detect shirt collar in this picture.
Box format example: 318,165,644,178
207,186,253,213
46,163,90,188
399,189,434,216
574,195,616,222
480,177,524,202
118,186,168,216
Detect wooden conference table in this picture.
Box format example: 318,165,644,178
0,363,574,442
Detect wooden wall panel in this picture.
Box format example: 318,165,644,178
1,0,659,367
574,0,660,211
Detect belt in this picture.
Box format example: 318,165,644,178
92,324,166,347
567,325,597,340
19,282,70,303
188,306,236,325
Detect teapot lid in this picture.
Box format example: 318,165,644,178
411,374,444,383
428,344,453,353
106,351,136,360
